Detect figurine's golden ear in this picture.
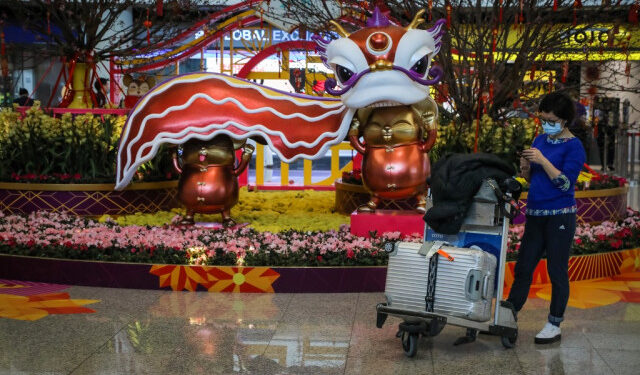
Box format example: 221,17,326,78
146,76,157,88
411,97,438,132
123,74,133,87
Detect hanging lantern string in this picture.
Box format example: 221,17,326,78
144,9,152,45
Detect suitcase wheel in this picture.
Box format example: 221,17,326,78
501,331,518,349
401,331,419,358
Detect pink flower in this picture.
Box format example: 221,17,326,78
346,249,354,259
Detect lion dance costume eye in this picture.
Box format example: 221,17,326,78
115,7,444,222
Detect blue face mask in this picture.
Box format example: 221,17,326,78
542,120,563,136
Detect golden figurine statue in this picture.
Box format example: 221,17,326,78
349,96,438,213
173,135,254,226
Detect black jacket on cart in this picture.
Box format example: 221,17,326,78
424,153,516,235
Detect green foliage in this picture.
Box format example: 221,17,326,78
431,111,538,169
0,104,175,183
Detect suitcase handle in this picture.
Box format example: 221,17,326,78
465,270,483,302
482,275,491,299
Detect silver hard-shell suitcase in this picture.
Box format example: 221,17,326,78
428,246,496,322
385,242,497,322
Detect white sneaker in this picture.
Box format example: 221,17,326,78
534,322,561,344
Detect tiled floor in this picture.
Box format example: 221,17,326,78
1,285,639,374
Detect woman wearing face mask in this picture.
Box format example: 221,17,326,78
506,91,586,344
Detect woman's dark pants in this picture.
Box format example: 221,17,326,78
507,213,576,325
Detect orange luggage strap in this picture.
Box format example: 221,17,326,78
436,249,455,262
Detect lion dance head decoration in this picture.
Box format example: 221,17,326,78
317,8,444,109
318,9,445,212
115,8,444,220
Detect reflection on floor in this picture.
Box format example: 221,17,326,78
0,279,639,374
0,279,98,321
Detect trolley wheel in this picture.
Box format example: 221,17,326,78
401,331,419,357
501,331,518,349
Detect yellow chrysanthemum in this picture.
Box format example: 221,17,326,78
111,188,350,232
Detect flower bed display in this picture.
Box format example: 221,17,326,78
2,208,640,292
2,208,640,265
108,189,350,232
0,181,181,216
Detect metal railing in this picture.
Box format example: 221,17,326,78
251,142,355,188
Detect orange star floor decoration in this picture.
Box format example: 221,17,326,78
149,265,280,292
503,272,640,309
0,279,99,321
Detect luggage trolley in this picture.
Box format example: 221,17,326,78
375,179,520,357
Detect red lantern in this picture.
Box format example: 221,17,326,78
491,27,498,54
144,20,152,44
519,0,524,23
529,64,536,81
0,31,7,78
499,0,503,23
553,0,558,11
561,61,569,83
436,83,449,104
573,0,583,26
157,0,163,16
630,1,639,24
446,2,452,28
428,0,433,21
144,9,152,45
